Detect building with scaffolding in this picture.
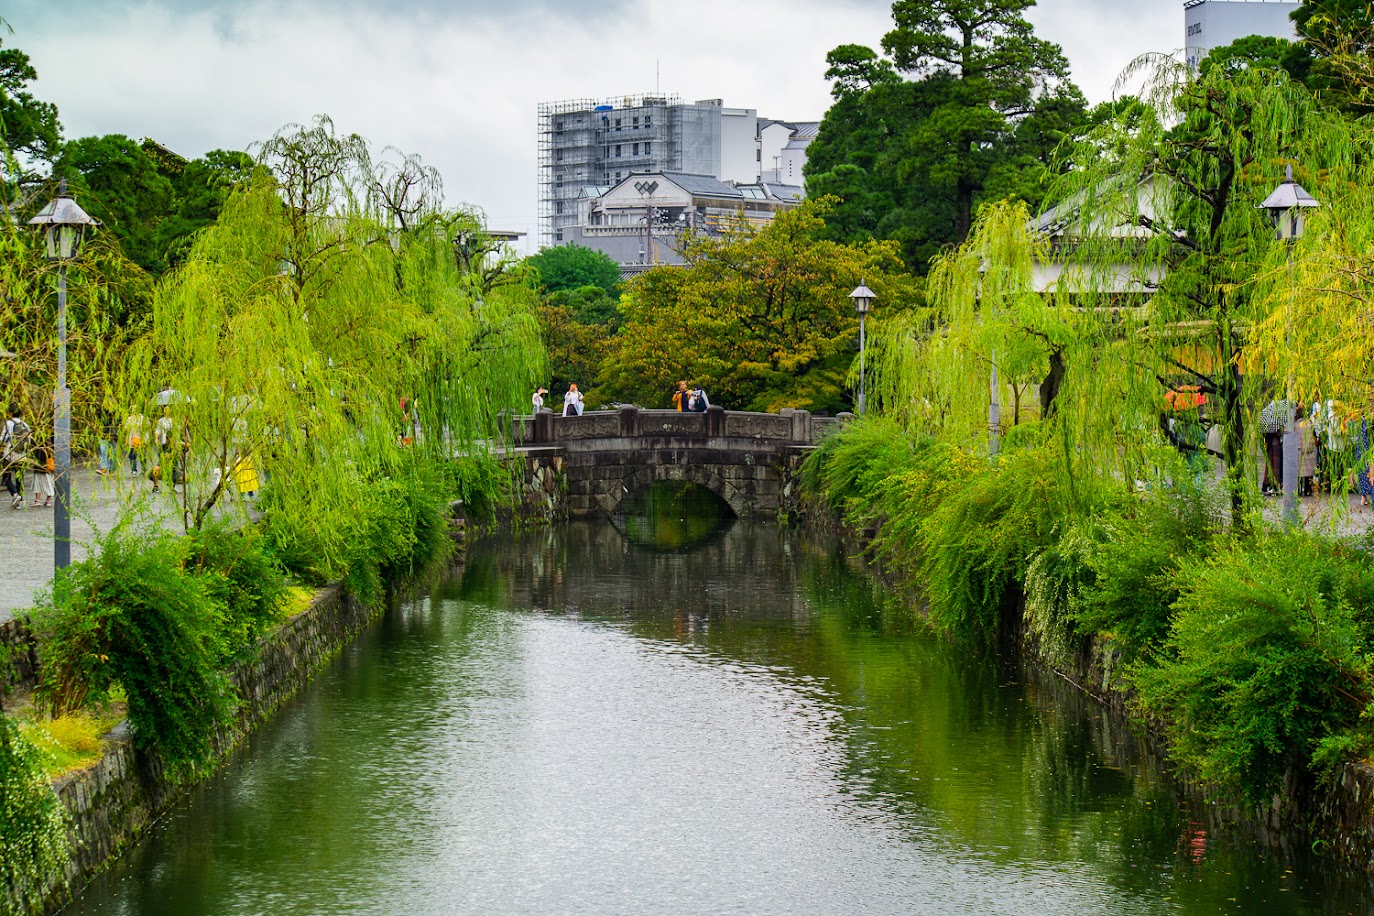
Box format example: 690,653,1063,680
537,94,813,247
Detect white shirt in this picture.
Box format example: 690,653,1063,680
563,389,583,417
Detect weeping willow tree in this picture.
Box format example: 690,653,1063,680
872,58,1358,521
115,117,545,569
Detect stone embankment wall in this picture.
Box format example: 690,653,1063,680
32,583,388,912
845,522,1374,874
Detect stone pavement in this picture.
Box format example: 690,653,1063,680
0,466,179,625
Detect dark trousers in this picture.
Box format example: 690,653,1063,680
1263,432,1283,492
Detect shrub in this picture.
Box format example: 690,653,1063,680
0,713,69,913
1130,532,1374,804
798,416,921,523
916,446,1077,642
1023,523,1097,665
33,527,233,774
1072,481,1219,658
185,519,289,662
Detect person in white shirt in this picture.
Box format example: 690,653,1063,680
532,387,548,411
562,383,583,417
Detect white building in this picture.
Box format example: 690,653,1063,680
537,94,816,247
563,171,804,274
1184,0,1299,69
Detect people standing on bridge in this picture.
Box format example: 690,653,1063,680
563,383,583,417
688,386,710,412
673,380,688,411
532,387,548,412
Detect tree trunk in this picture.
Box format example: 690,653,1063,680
1040,348,1066,419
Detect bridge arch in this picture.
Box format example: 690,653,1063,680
609,464,746,520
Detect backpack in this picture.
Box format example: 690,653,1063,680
6,417,30,455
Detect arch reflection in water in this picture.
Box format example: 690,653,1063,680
614,480,734,549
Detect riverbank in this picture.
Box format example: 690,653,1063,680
797,417,1374,876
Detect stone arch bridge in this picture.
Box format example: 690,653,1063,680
503,406,847,520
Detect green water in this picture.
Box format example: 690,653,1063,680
66,519,1372,914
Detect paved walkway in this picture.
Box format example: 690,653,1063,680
0,467,178,625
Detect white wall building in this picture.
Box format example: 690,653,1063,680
1184,0,1299,69
538,95,816,247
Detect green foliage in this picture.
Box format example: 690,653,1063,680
33,527,233,775
54,134,177,275
0,713,69,914
807,0,1085,265
0,38,61,179
1072,483,1220,659
526,244,622,296
799,415,921,521
914,446,1067,641
1131,533,1374,805
600,199,918,412
185,520,289,662
1023,524,1095,665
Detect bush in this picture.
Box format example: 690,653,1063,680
1072,481,1219,658
0,713,69,913
1130,532,1374,805
186,519,289,662
798,416,922,524
33,527,233,774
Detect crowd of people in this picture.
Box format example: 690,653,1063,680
1164,390,1374,507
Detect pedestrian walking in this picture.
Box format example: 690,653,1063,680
30,439,53,508
1357,419,1374,509
562,383,584,417
124,411,146,477
2,404,31,509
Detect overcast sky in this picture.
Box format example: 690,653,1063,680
7,0,1184,253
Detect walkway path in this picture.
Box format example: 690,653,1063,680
0,467,176,625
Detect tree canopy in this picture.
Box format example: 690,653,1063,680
806,0,1088,271
526,243,622,296
599,200,918,413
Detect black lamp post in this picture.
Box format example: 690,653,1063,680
1259,164,1320,525
848,282,875,415
28,179,99,571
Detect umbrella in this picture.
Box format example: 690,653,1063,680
156,388,185,406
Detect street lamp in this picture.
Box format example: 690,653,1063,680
1260,164,1320,525
848,282,875,415
28,179,99,571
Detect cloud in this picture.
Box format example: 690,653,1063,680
6,0,1184,251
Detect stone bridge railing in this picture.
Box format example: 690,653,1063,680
508,406,848,447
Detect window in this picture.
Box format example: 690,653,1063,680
644,141,652,156
615,145,622,157
616,171,622,180
615,118,622,130
645,115,652,128
633,143,640,156
555,201,564,214
556,231,563,241
555,120,564,132
633,116,640,128
555,149,563,161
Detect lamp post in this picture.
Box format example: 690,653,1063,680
1260,164,1320,525
28,179,99,571
849,282,875,416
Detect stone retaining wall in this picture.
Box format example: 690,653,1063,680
35,583,386,913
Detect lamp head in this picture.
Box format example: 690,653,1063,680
849,282,876,316
27,179,100,261
1259,164,1321,241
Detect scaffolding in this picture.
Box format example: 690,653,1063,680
537,94,684,248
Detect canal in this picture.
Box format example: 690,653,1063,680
67,506,1371,913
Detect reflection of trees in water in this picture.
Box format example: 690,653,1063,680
457,521,817,624
448,526,1363,909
